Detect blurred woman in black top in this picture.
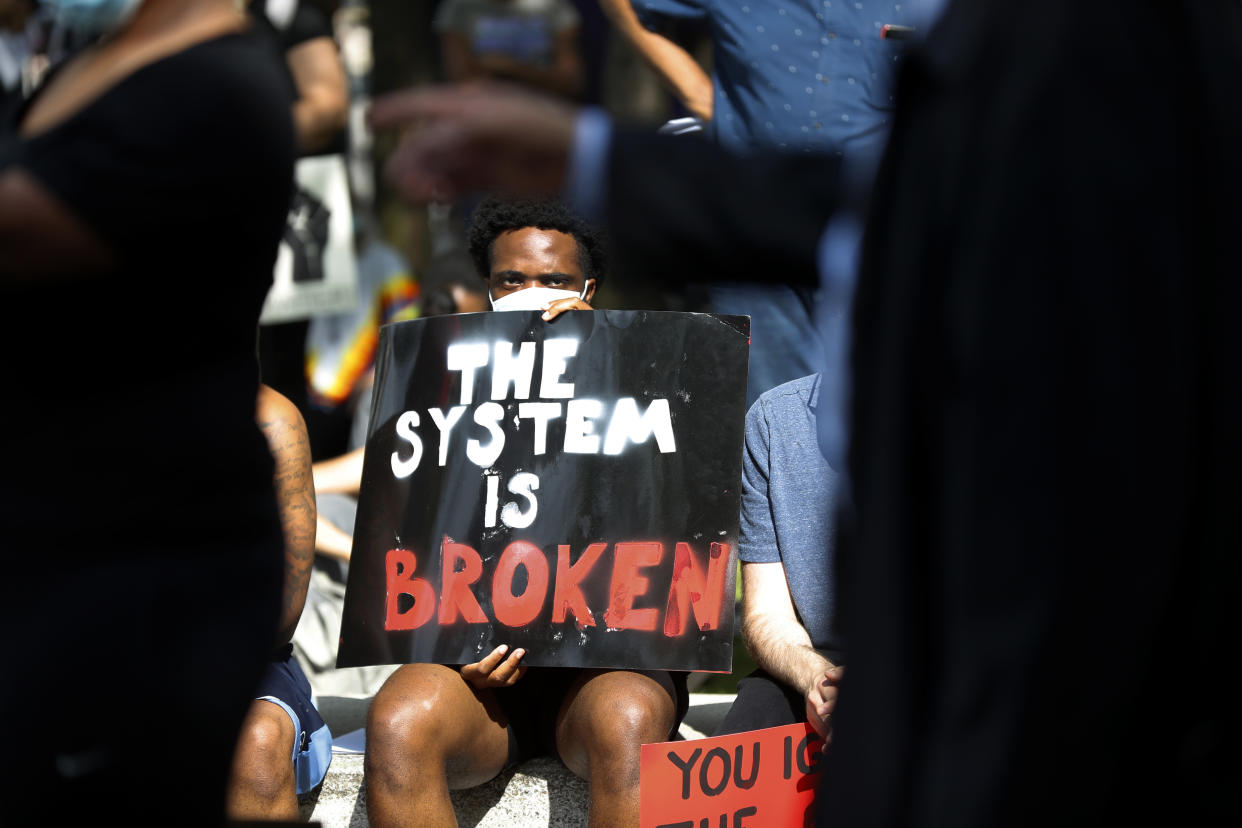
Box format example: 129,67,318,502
0,0,295,822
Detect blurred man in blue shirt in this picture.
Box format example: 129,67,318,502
602,0,910,411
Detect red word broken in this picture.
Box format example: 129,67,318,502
384,537,730,636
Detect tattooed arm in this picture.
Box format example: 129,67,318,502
256,384,316,647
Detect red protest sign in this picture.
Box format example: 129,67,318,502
640,722,825,828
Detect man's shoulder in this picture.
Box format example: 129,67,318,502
753,373,819,414
745,373,820,450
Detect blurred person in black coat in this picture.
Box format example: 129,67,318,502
363,2,1242,824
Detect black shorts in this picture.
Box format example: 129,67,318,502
712,668,806,737
493,668,690,765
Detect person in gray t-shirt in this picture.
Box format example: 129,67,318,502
433,0,584,100
714,372,845,742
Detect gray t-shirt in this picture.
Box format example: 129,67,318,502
433,0,579,67
739,372,842,658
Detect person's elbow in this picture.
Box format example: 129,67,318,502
315,82,349,135
681,78,713,122
293,85,348,153
286,36,350,153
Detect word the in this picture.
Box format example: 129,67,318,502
655,809,757,828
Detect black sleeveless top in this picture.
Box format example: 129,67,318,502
0,26,295,573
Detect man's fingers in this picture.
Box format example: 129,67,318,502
541,298,592,321
385,122,491,204
807,683,837,720
368,81,530,132
806,697,831,740
807,681,835,705
368,85,472,131
470,644,509,675
491,648,526,685
370,81,576,204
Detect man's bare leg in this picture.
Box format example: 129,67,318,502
226,699,299,821
365,663,511,828
555,669,678,828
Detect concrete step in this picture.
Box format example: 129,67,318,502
299,693,736,827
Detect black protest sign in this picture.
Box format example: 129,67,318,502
336,310,749,671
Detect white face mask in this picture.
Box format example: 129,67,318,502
489,282,591,312
43,0,143,39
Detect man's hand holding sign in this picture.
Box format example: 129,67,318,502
350,198,749,828
461,643,528,690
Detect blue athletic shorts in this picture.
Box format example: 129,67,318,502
255,647,332,795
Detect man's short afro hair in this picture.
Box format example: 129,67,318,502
467,195,608,288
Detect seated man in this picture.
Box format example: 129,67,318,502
714,372,845,744
364,197,688,828
226,383,332,820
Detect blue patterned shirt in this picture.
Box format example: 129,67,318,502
634,0,910,156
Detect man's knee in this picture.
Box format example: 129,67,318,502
598,694,672,748
562,672,675,777
366,663,513,798
715,669,804,736
366,665,470,765
233,702,296,797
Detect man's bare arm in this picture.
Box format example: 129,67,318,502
741,561,842,739
286,36,348,154
257,384,316,646
312,444,365,496
315,512,354,562
598,0,713,121
742,562,834,690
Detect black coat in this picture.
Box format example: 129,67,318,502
601,1,1242,823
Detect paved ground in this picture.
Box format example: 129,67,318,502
300,692,736,827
